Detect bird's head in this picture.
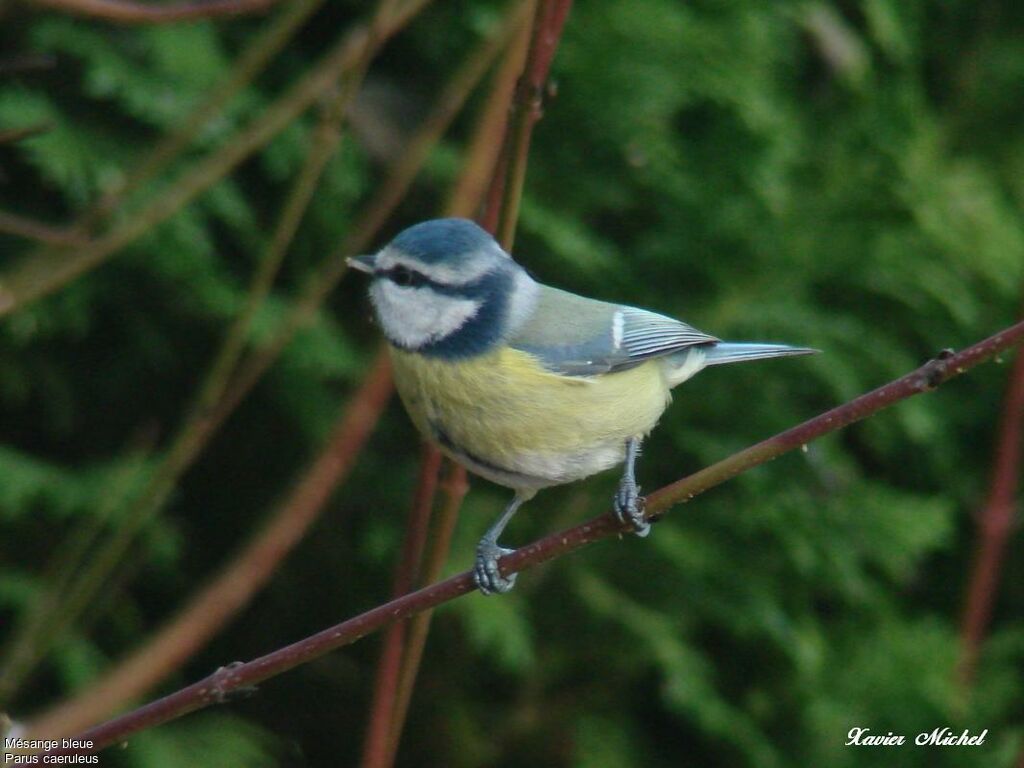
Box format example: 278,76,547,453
349,218,531,358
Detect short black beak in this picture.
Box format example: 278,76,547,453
346,253,376,274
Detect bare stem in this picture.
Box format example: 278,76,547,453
445,8,533,221
359,445,442,768
27,0,280,24
482,0,573,247
0,123,52,145
0,211,87,246
958,309,1024,688
384,462,467,764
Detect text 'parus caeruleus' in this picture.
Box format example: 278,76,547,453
349,218,815,595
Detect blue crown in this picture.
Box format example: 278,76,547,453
389,218,496,264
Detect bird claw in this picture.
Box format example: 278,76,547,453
614,478,650,537
474,540,517,595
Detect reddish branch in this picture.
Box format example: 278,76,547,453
360,445,441,768
481,0,573,244
385,462,467,764
28,0,280,24
0,211,88,247
34,318,1024,759
0,124,52,146
959,335,1024,686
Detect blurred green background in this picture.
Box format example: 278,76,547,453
1,0,1023,766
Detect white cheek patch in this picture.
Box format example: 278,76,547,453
371,280,482,349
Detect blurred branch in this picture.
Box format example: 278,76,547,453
38,188,1024,768
445,5,532,220
0,0,432,316
0,123,52,145
360,444,441,768
26,0,280,24
482,0,573,247
384,16,533,761
384,461,466,764
180,0,390,456
22,351,394,740
0,211,87,246
958,314,1024,688
799,3,869,85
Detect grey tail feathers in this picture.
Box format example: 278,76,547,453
703,342,819,366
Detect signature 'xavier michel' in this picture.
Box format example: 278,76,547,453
350,218,816,595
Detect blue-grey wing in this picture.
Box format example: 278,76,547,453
508,285,717,376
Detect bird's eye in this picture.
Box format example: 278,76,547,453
391,266,419,287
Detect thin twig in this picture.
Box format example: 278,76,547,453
360,445,442,768
5,0,323,260
0,211,88,246
384,462,466,764
183,0,388,438
27,0,279,24
445,2,533,219
38,294,1024,761
0,123,52,145
21,352,394,740
483,0,573,247
958,318,1024,687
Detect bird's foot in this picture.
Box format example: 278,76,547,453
614,477,650,537
474,539,517,595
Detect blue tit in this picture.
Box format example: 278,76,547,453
349,218,816,595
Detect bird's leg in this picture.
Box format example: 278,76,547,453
614,437,650,537
474,491,531,595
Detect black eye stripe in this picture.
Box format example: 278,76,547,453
375,264,500,298
381,265,428,288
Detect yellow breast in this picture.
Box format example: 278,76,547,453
389,346,671,488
